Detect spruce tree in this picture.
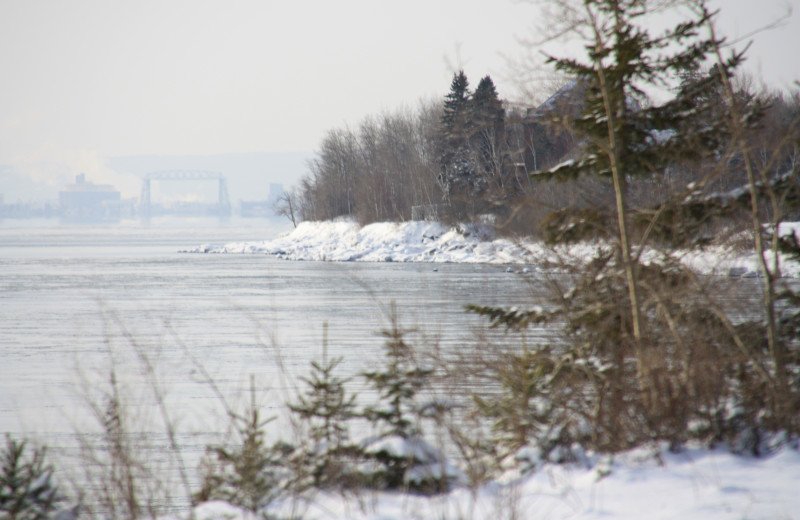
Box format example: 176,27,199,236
0,435,65,520
471,76,504,135
360,307,453,493
441,70,471,135
362,318,431,441
471,75,507,196
468,0,769,454
194,379,292,512
439,70,479,213
289,339,360,489
439,72,514,215
538,0,727,389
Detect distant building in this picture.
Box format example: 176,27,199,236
240,183,284,218
59,173,121,221
523,80,586,172
268,183,284,204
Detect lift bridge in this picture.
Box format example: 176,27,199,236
139,170,231,218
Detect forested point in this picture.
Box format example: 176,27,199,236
282,0,800,462
283,50,799,245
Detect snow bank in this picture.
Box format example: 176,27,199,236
181,219,800,277
179,445,800,520
182,220,540,265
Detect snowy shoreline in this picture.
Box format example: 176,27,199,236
175,219,800,519
181,219,799,278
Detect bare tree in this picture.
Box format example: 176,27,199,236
297,102,444,225
273,188,299,228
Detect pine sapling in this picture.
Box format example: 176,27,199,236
361,305,454,493
194,378,292,513
0,435,65,520
289,329,360,490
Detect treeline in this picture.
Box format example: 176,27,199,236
295,101,443,224
284,73,535,229
281,65,800,239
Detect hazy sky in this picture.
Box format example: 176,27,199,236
1,0,798,199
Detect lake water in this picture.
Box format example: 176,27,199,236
1,217,545,510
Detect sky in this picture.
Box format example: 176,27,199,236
0,0,798,201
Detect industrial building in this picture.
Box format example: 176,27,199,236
59,173,121,221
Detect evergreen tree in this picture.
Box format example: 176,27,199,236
289,337,360,489
539,0,727,364
438,71,479,211
468,0,780,454
362,314,432,440
360,307,453,493
471,76,504,135
471,75,507,196
440,70,471,135
291,356,356,451
439,72,515,214
194,380,292,513
0,435,65,520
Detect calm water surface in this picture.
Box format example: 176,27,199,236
1,217,543,506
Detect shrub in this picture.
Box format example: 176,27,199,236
470,250,796,458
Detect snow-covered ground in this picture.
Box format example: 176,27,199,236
183,444,800,520
182,219,800,278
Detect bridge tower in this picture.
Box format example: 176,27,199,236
140,178,152,219
138,170,232,219
218,177,231,216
